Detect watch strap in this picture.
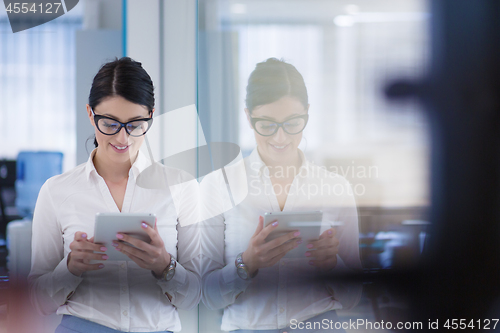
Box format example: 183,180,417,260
235,252,258,280
152,254,176,281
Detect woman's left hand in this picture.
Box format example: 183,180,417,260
305,228,340,270
113,221,171,276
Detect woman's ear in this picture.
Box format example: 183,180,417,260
306,104,310,113
86,104,95,126
151,108,155,117
244,108,253,129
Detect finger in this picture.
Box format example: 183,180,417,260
89,237,94,243
140,221,163,246
70,240,107,253
266,239,302,267
267,252,287,267
116,233,156,253
263,230,300,252
319,228,336,240
70,251,109,262
309,255,337,269
307,236,339,250
251,216,264,238
74,231,88,241
119,251,149,269
255,218,280,242
72,261,106,271
269,239,302,257
115,241,153,264
306,247,339,261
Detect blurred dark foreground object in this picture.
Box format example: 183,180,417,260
383,0,500,330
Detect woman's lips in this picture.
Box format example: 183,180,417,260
269,143,290,152
110,143,130,153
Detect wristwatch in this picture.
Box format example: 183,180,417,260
152,255,176,281
235,252,257,280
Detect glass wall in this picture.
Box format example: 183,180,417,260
197,0,430,331
0,9,82,172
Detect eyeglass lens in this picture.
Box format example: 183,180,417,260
97,118,151,137
255,117,306,136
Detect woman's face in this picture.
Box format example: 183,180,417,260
246,96,309,167
87,96,152,165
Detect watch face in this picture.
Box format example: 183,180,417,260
166,269,175,281
237,266,249,280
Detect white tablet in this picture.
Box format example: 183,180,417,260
93,213,156,261
264,211,323,258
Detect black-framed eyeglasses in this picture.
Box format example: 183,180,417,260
91,108,153,137
250,114,309,136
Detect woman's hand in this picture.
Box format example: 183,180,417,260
305,228,340,270
67,231,108,277
242,216,302,275
113,222,171,276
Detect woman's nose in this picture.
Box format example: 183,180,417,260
273,126,287,143
116,126,129,143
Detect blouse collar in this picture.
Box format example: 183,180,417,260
85,148,150,181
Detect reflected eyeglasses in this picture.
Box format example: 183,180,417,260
250,114,309,136
91,108,153,137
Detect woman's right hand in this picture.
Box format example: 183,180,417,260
67,231,108,277
242,216,302,275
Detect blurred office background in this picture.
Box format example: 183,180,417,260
0,0,430,332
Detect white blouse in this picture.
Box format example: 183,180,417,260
28,149,201,332
201,148,362,331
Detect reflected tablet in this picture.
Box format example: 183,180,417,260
93,213,156,262
264,211,323,258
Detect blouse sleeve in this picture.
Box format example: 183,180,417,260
324,177,363,310
155,171,201,310
200,214,253,310
27,180,83,315
199,169,252,310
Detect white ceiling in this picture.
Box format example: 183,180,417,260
220,0,428,24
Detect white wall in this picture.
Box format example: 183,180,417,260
125,2,200,331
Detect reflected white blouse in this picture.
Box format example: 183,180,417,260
28,149,201,332
201,148,363,331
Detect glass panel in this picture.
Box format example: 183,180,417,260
198,0,430,332
0,13,82,171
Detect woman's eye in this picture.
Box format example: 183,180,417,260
127,122,145,131
103,122,119,128
259,123,277,129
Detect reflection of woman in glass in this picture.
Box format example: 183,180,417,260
28,57,200,333
202,58,362,332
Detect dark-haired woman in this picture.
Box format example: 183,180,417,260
201,58,362,332
28,57,200,333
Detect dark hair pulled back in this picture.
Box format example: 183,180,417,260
88,57,155,147
245,58,308,113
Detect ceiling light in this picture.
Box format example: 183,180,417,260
231,4,247,14
333,15,355,27
345,4,360,15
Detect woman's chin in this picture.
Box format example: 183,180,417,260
263,149,299,165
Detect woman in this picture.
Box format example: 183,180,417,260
28,57,200,332
201,58,362,332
